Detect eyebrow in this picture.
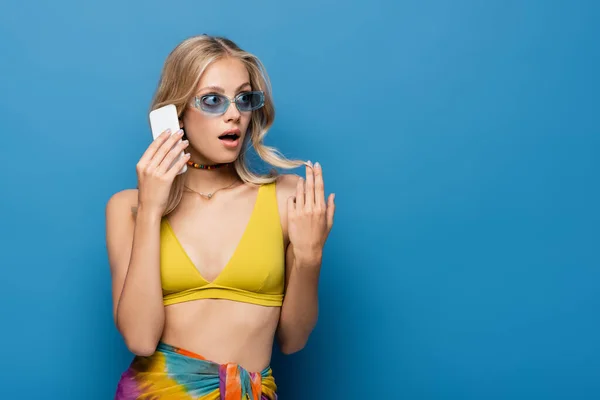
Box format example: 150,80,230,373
198,82,251,94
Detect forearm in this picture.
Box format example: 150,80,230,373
116,208,165,354
277,255,321,354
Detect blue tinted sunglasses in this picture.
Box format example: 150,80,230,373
192,91,265,115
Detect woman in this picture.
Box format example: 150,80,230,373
105,34,335,399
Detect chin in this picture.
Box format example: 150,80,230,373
218,156,240,164
190,144,241,165
213,138,246,163
212,150,241,164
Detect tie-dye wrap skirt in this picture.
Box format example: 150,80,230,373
115,342,277,400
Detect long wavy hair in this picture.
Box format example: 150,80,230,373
148,34,306,216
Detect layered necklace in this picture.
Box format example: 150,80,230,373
184,159,240,199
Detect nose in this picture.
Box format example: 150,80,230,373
222,100,241,122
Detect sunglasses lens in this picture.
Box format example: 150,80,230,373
237,91,264,111
200,95,228,114
197,91,264,114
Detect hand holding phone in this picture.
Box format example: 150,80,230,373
134,105,190,215
149,104,188,175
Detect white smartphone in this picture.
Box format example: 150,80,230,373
149,104,187,175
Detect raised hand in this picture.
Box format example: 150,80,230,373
287,161,336,267
136,129,190,215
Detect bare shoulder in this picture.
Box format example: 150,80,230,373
105,189,139,245
106,189,139,219
275,173,301,199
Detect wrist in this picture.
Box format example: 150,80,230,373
293,250,322,269
135,204,163,222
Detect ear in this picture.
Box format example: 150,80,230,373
178,117,187,140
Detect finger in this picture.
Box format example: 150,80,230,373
326,193,335,231
295,176,305,211
304,161,314,210
313,162,325,209
165,151,192,179
148,129,184,171
157,139,189,175
138,129,172,166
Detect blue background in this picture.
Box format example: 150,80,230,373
1,0,598,398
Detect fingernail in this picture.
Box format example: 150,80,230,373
307,160,312,166
315,162,320,168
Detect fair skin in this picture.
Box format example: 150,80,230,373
105,57,335,372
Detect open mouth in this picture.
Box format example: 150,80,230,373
218,133,240,142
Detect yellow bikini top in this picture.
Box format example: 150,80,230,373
159,182,285,307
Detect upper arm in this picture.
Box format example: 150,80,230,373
105,189,138,324
275,173,301,292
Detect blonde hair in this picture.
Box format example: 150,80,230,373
148,34,305,215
